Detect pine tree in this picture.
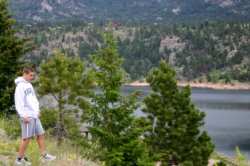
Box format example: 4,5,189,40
37,51,94,145
89,32,152,166
0,0,28,115
143,60,214,165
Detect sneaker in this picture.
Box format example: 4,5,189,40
41,153,56,162
15,157,32,166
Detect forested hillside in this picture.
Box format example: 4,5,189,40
22,21,250,82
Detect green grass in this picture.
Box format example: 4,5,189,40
0,136,100,166
0,117,100,166
211,151,250,166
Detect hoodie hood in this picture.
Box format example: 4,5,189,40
15,77,28,85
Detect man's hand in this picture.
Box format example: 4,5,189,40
23,116,30,123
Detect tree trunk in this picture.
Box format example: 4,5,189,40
57,94,64,146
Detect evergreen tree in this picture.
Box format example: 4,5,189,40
0,0,28,114
89,32,152,166
143,60,214,165
37,51,93,145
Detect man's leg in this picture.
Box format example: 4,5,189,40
36,118,56,161
36,134,56,161
18,118,33,158
16,138,32,165
16,118,33,165
18,138,31,158
36,134,46,155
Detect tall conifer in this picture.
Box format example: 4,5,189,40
143,60,214,165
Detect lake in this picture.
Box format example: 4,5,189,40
123,86,250,158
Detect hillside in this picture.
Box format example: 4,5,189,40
9,0,250,24
21,21,250,82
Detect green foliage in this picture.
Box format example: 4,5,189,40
143,60,214,165
88,32,153,166
118,27,161,80
208,70,221,83
37,51,94,145
0,0,28,115
231,63,250,82
235,147,248,166
175,22,250,81
40,108,57,133
63,115,82,142
1,115,20,139
216,161,227,166
40,108,88,152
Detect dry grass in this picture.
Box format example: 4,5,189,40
0,127,100,166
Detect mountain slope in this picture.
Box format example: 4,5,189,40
10,0,250,23
22,21,250,82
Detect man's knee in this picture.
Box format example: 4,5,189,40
36,134,44,139
22,138,31,143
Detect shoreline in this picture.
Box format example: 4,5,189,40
126,81,250,90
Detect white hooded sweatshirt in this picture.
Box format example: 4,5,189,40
14,77,40,118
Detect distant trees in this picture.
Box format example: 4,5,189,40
118,26,162,80
174,22,250,82
23,21,250,82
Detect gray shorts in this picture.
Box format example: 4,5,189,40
20,118,45,139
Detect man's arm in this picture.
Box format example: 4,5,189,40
15,84,26,118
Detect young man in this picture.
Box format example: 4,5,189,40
14,66,56,165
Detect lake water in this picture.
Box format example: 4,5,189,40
122,86,250,158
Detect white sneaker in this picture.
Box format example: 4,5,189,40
41,153,56,162
15,157,32,166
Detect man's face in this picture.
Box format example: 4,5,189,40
23,72,35,82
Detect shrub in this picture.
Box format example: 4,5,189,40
2,115,21,139
40,108,57,133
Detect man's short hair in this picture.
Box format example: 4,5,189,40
22,66,35,74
